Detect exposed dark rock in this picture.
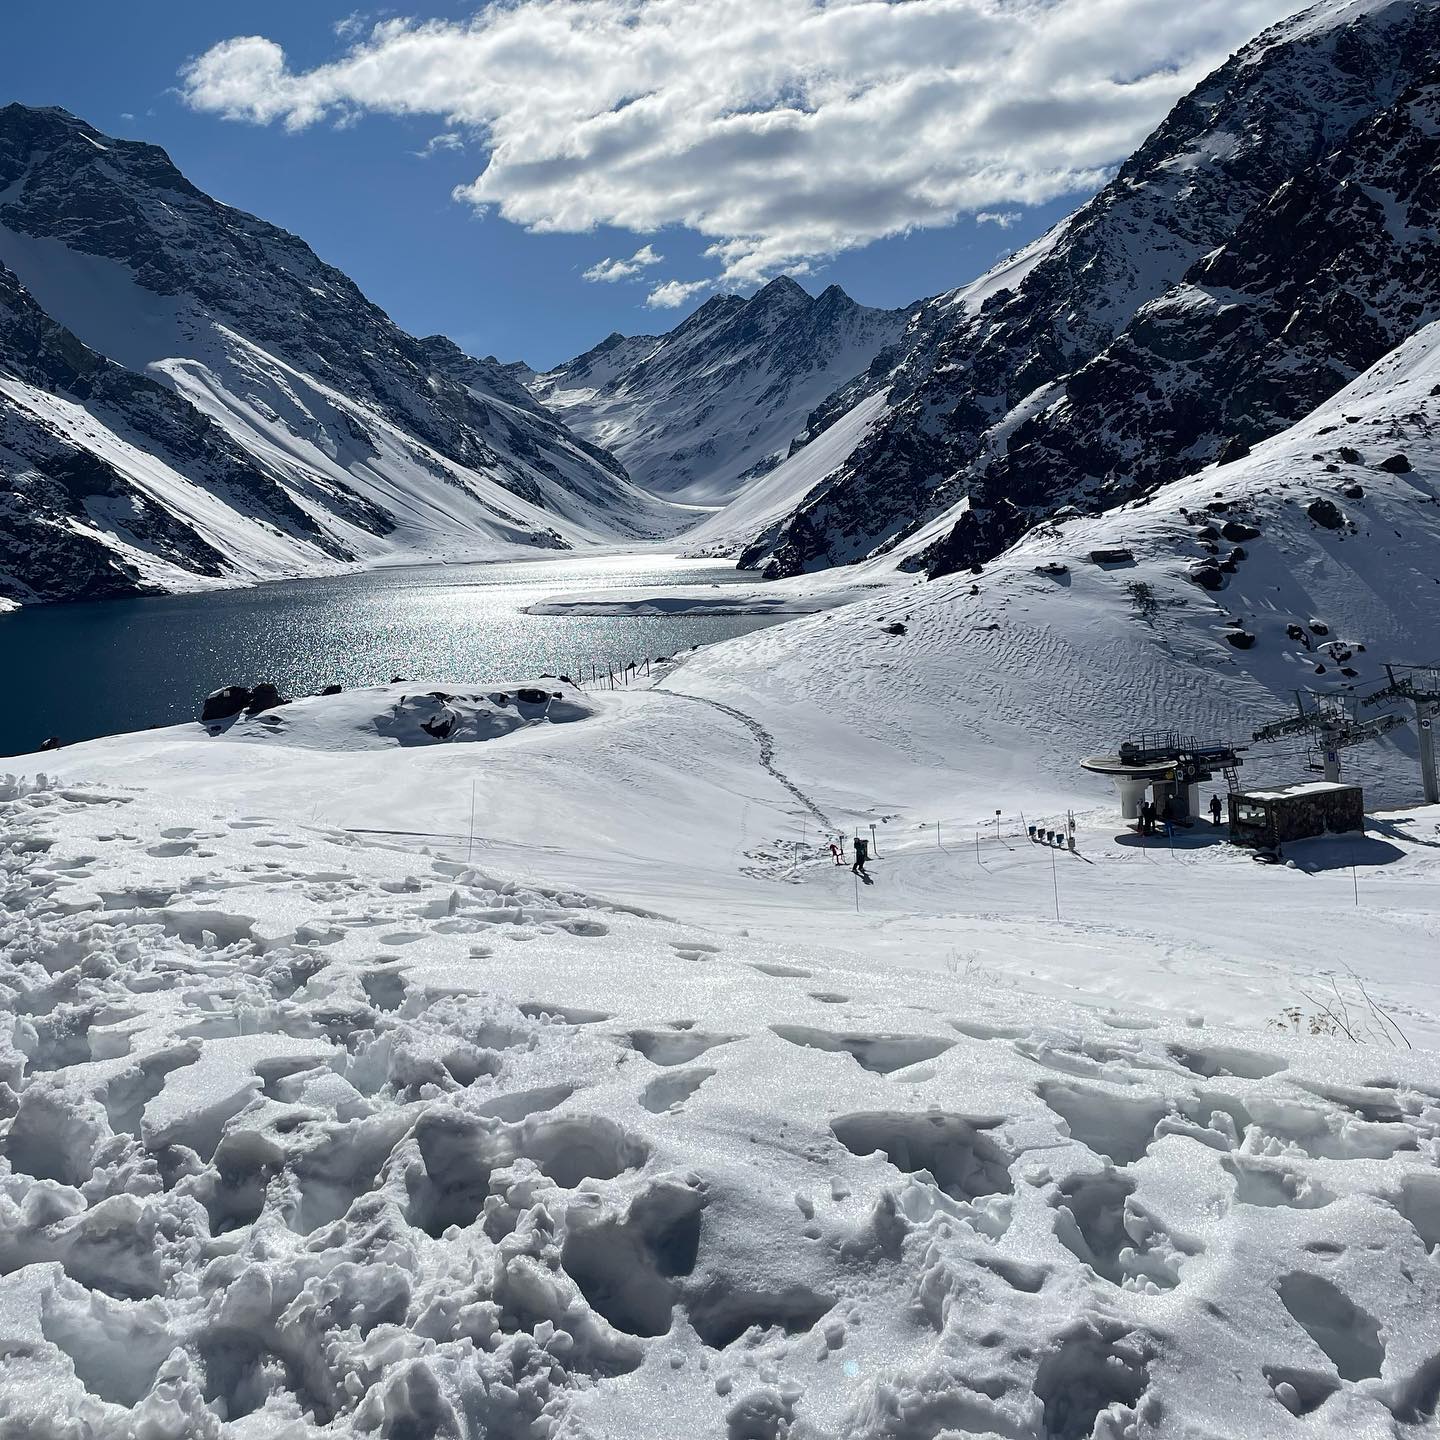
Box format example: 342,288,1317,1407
200,685,251,722
1342,483,1365,500
1189,561,1225,592
1378,453,1412,473
1215,436,1251,465
1338,445,1361,464
1220,520,1261,542
1226,629,1258,649
1305,498,1345,529
246,683,283,715
319,684,342,696
515,687,552,705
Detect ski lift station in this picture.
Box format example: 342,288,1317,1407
1227,781,1365,850
1080,730,1243,821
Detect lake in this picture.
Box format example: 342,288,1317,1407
0,553,778,758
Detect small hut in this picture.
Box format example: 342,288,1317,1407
1227,782,1364,850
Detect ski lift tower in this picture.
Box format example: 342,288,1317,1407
1361,663,1440,804
1252,692,1408,782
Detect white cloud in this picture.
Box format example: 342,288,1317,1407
416,130,464,158
976,210,1022,229
180,0,1303,287
582,243,664,283
644,277,712,310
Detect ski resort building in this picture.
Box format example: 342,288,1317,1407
1227,782,1365,850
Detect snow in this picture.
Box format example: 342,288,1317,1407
6,556,1440,1436
1244,782,1358,801
681,389,895,558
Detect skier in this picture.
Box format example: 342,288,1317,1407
1209,793,1224,827
829,840,842,866
851,835,869,876
1160,795,1176,838
1139,800,1154,836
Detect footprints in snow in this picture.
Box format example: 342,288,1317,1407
770,1025,954,1075
642,1067,716,1114
408,1110,648,1238
630,1029,738,1067
830,1111,1011,1203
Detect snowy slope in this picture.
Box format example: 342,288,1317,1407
7,327,1440,1431
680,390,894,559
0,106,679,606
530,277,912,509
673,318,1440,838
743,0,1440,577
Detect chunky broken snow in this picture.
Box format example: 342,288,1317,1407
4,771,1440,1439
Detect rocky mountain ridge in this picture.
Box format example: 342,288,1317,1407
529,275,913,508
0,104,671,605
735,0,1440,578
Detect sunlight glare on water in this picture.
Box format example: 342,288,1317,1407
0,553,776,756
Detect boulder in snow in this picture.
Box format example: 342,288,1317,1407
246,683,284,715
200,685,251,722
1188,561,1225,592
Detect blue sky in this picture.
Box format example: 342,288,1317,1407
3,1,1298,369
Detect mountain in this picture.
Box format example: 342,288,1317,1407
0,105,674,606
737,0,1440,577
683,315,1440,820
528,276,913,508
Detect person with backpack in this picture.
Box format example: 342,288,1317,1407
851,835,869,876
1209,793,1224,826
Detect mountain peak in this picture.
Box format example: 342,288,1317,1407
752,274,809,305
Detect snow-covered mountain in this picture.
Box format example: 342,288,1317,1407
528,276,913,508
738,0,1440,577
0,105,674,606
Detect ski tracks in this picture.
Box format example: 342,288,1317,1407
658,688,834,832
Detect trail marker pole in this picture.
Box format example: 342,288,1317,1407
1050,841,1060,921
1352,863,1359,907
869,823,877,858
936,820,942,851
854,871,860,912
975,831,980,864
994,810,1002,845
